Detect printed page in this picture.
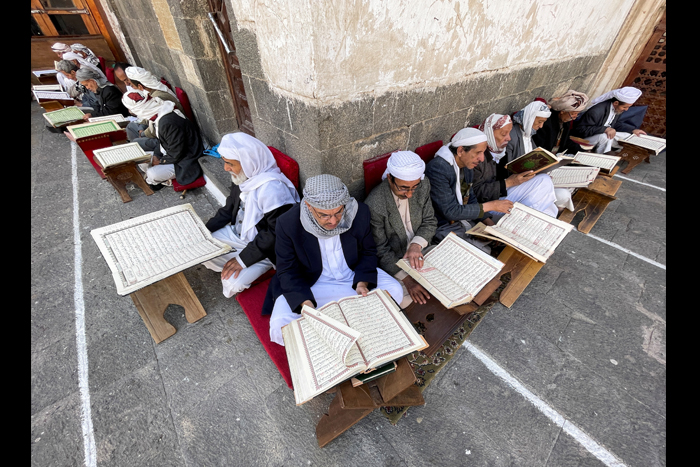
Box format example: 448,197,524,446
485,203,574,262
397,233,504,307
89,114,127,123
313,302,368,370
90,204,232,295
623,134,666,154
301,306,364,368
43,106,85,126
466,223,540,262
336,290,426,369
67,120,121,139
573,152,620,172
33,90,72,101
93,143,149,168
549,166,600,188
281,317,359,405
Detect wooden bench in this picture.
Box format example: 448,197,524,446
558,175,622,234
617,140,654,174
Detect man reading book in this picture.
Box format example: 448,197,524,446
472,112,559,218
262,174,403,346
365,151,437,306
200,133,300,298
425,128,513,254
572,86,647,154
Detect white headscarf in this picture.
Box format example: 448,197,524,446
512,101,551,154
63,52,107,81
124,66,178,99
382,150,425,181
51,42,71,54
479,113,512,164
217,133,300,242
121,90,165,121
588,87,642,108
70,43,100,67
435,128,487,205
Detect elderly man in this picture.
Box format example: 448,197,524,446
76,68,129,120
365,151,437,306
63,52,107,82
473,113,559,218
201,133,300,298
123,66,184,151
532,90,590,155
69,43,101,69
263,174,404,346
112,62,137,92
426,128,513,253
572,86,647,154
55,60,93,106
121,90,203,188
51,42,71,59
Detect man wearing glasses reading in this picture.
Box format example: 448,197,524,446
262,174,404,346
365,151,437,307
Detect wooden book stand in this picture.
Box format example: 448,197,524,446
402,275,501,357
100,162,154,203
316,357,424,448
617,141,653,174
74,129,129,179
495,246,546,308
129,272,207,343
558,176,622,234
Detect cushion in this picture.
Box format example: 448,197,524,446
105,66,115,85
160,77,174,92
363,150,397,196
617,105,648,129
267,146,300,190
414,140,442,163
175,87,195,121
235,277,293,389
172,175,206,192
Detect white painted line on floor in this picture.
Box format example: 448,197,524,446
71,141,97,467
462,341,627,467
613,174,666,192
581,232,666,270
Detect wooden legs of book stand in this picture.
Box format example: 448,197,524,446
129,272,207,343
316,357,424,448
618,142,652,174
496,246,545,308
558,176,622,234
103,163,154,203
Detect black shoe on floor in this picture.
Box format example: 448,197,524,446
148,183,166,192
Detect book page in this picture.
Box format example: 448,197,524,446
336,290,426,369
67,120,121,139
622,134,666,154
548,166,600,188
90,204,232,295
313,302,368,370
397,233,504,307
485,203,574,262
89,114,127,123
43,106,85,126
93,143,149,168
301,306,363,367
33,90,72,101
572,152,620,172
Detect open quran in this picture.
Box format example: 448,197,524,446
33,90,72,102
570,151,621,174
90,204,232,295
548,166,600,188
93,142,151,169
621,134,666,155
43,106,85,127
282,289,428,405
33,84,63,92
88,114,128,123
396,232,504,309
66,120,122,139
505,147,561,174
467,202,574,263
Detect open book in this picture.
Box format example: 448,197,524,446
621,134,666,155
33,90,72,103
548,166,600,188
396,232,504,309
466,202,574,263
88,114,129,123
282,289,428,405
505,147,561,174
43,106,85,127
570,151,621,174
66,120,122,139
93,142,151,169
91,204,232,295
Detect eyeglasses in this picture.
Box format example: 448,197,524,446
390,177,421,193
311,205,345,221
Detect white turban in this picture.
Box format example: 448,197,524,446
382,150,425,181
588,87,643,109
51,42,71,53
124,66,177,98
450,128,488,148
121,90,166,121
64,52,107,81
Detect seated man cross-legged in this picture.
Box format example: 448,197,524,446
201,133,300,298
263,174,404,346
365,151,437,307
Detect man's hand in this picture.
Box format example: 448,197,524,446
605,127,617,139
505,171,536,188
482,199,514,214
632,129,647,136
82,113,92,120
152,156,161,166
221,257,244,281
356,281,370,297
301,300,315,309
482,217,496,226
402,275,430,305
403,243,424,270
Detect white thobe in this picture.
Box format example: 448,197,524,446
269,235,403,346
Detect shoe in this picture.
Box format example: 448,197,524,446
148,183,166,192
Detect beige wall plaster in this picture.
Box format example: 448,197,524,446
151,0,184,52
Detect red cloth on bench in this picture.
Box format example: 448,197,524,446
235,277,293,389
172,175,206,192
362,150,397,196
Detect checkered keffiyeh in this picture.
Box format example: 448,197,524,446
300,174,358,239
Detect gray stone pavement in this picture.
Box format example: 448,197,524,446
31,101,666,467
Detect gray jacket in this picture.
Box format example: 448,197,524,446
365,178,437,276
